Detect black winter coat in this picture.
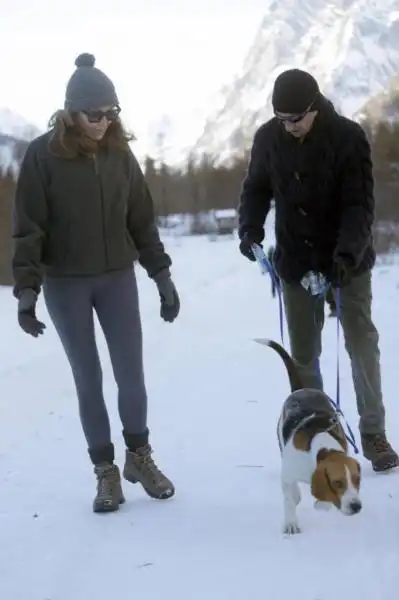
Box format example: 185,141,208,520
238,100,376,283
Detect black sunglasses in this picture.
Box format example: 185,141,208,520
82,106,121,123
275,98,316,124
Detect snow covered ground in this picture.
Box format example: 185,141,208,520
1,228,399,600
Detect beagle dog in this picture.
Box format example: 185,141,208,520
255,338,362,535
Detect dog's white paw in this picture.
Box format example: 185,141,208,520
314,500,332,512
283,521,301,535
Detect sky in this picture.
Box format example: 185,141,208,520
0,0,266,163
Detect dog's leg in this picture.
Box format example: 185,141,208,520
282,480,301,534
281,448,302,534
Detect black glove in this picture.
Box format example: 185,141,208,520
239,232,263,262
330,255,353,288
18,289,46,337
154,270,180,323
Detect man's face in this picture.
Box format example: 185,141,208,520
275,108,318,138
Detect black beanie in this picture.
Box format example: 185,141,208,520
272,69,319,114
64,53,119,112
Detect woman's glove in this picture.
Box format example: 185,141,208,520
154,270,180,323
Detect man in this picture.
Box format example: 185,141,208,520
268,244,337,317
238,68,398,472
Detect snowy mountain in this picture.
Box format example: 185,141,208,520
193,0,399,164
0,108,41,142
0,108,41,175
356,76,399,125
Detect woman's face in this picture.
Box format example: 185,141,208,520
77,105,121,140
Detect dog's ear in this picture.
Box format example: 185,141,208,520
348,458,362,489
317,448,330,462
311,465,335,503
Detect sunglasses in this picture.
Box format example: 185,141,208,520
275,98,316,124
82,106,121,123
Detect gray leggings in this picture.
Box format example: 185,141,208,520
43,268,148,459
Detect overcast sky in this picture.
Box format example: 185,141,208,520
0,0,266,161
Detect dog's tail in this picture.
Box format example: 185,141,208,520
253,338,303,392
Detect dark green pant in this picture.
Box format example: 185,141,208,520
281,271,385,435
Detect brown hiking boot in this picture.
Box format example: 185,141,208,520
123,445,175,500
93,463,125,513
361,433,399,472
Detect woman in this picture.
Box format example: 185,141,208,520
12,53,180,513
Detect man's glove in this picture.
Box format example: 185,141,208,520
154,270,180,323
330,255,353,288
239,232,263,262
18,289,46,337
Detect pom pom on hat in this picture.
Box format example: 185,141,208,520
74,53,96,68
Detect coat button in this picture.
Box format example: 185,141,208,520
299,207,307,216
294,172,300,180
304,239,313,247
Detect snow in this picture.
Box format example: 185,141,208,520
1,221,399,599
214,208,237,218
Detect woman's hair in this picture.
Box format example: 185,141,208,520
47,109,135,158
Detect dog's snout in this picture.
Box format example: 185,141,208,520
349,500,362,514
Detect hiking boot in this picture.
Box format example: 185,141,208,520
93,463,125,513
361,433,399,472
123,445,175,500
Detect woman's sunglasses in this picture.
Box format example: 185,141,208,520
82,106,121,123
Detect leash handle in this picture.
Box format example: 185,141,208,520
251,243,285,346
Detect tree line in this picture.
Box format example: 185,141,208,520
146,121,399,221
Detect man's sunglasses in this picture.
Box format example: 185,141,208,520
82,106,121,123
275,99,316,124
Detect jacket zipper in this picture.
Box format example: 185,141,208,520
92,154,109,268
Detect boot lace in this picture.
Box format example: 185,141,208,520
136,446,165,484
371,434,391,454
95,465,118,499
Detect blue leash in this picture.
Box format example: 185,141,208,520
252,244,359,454
329,287,359,453
251,243,285,346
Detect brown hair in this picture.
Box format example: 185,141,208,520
47,109,135,158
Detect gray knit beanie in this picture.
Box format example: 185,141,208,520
64,53,119,112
